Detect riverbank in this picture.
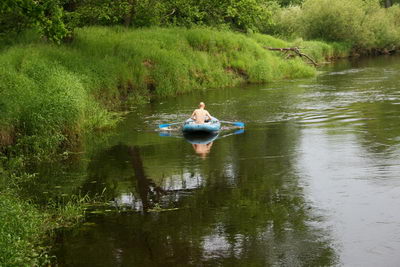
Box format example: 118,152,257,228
0,26,349,265
0,26,349,153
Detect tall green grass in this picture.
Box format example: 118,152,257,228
0,193,47,266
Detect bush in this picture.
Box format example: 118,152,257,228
269,0,400,52
269,5,303,38
300,0,366,43
360,4,400,50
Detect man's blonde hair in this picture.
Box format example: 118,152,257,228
199,102,205,107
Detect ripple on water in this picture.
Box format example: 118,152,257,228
327,68,365,76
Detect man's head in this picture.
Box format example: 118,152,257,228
199,102,205,108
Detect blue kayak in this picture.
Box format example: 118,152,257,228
182,117,221,133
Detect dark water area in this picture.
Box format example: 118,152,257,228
41,56,400,266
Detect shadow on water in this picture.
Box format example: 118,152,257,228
29,55,400,266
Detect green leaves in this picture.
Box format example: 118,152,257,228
0,0,69,43
60,0,274,32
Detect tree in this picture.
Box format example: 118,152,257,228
0,0,68,43
59,0,274,32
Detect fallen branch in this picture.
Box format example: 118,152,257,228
264,47,319,67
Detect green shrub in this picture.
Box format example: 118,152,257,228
269,5,303,39
300,0,366,43
359,5,400,51
270,0,400,52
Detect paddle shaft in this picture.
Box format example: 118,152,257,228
219,120,245,127
159,122,183,128
160,120,244,128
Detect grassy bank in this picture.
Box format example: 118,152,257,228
0,26,347,154
0,26,347,265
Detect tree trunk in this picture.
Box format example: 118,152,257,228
124,0,136,27
385,0,392,8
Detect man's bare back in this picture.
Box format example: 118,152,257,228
191,102,211,124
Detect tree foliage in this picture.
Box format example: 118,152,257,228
61,0,274,32
2,0,400,48
0,0,68,43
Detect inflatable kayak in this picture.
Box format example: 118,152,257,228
182,117,221,133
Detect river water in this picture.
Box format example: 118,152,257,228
43,56,400,266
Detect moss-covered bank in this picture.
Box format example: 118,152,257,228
0,26,348,265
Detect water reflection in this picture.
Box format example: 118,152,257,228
184,132,218,159
159,128,243,159
192,142,213,158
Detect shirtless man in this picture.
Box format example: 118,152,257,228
191,102,212,124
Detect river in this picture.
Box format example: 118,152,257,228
38,55,400,266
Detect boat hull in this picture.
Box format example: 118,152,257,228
182,118,221,133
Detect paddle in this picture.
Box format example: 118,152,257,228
219,121,245,128
160,120,245,128
159,122,183,128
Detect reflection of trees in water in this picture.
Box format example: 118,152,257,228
58,122,336,266
83,144,167,211
128,146,164,210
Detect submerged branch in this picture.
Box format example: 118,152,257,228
265,47,318,67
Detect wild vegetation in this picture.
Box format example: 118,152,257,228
1,0,400,265
270,0,400,53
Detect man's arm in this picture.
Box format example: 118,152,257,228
191,110,196,120
206,111,212,120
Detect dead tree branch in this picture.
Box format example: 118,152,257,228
264,47,319,67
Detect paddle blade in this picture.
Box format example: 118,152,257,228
233,122,245,127
159,124,171,128
234,129,245,135
159,122,183,128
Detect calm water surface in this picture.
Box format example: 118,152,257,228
41,56,400,266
